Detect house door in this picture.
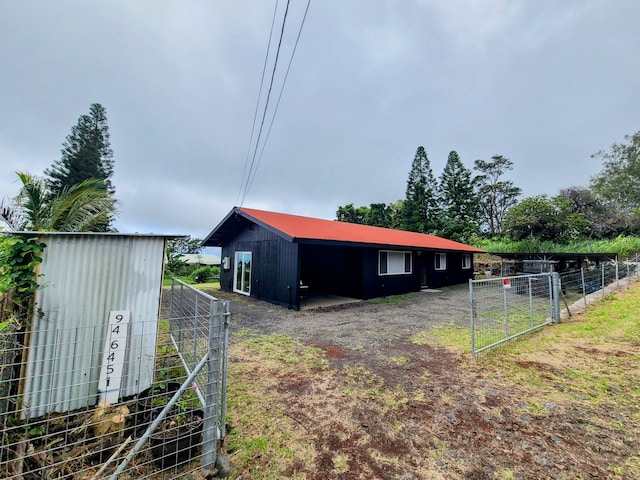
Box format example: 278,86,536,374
234,251,252,295
420,255,429,288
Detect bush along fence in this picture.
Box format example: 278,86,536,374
0,276,230,479
469,256,639,356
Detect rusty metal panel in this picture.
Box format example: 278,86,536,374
21,233,167,418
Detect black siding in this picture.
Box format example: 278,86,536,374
300,245,363,298
424,251,474,288
361,249,421,299
219,222,301,309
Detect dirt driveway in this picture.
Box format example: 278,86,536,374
220,284,470,350
202,285,638,480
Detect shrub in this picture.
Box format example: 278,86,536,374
190,266,219,284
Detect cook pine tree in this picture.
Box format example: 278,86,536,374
402,146,441,234
438,150,480,242
45,103,116,231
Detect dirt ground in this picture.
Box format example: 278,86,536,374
191,285,639,480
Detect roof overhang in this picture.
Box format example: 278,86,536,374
296,237,483,252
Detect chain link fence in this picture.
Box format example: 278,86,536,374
470,256,639,356
0,279,229,479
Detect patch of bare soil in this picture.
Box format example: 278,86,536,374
185,286,639,479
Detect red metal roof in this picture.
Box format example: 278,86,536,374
239,207,485,253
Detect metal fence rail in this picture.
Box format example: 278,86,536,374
166,278,231,469
471,257,639,356
0,279,230,479
560,257,639,311
470,273,557,356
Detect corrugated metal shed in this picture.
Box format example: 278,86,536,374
19,233,174,418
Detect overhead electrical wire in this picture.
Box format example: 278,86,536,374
237,0,311,206
239,0,291,205
235,0,280,206
243,0,312,203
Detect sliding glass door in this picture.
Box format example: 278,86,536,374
234,251,252,295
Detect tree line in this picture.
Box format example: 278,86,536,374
337,148,520,243
336,131,640,245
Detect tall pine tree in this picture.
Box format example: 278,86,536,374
438,151,480,242
45,103,115,231
402,146,441,233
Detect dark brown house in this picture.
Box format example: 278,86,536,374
202,207,485,310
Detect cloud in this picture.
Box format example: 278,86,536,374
1,0,639,237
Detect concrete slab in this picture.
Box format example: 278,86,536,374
301,293,361,310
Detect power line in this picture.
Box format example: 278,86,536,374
238,0,311,206
236,0,280,206
244,0,312,202
239,0,291,206
241,1,293,205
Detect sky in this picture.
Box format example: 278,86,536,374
1,1,639,242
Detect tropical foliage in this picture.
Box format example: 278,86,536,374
475,235,640,258
334,130,640,254
0,235,45,324
473,155,521,237
502,195,588,242
165,235,204,277
0,172,116,232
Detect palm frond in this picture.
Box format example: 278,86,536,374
49,179,117,232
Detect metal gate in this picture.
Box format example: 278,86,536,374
110,278,230,477
469,273,560,356
166,277,231,469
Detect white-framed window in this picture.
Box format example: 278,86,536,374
379,250,412,275
435,252,447,271
234,251,252,295
462,254,472,270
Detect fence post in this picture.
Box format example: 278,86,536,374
529,276,534,329
601,263,606,298
202,300,222,470
552,273,561,323
469,279,476,357
193,293,200,372
220,300,230,436
580,267,587,308
503,279,509,339
616,258,619,290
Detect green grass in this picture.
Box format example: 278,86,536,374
473,235,640,257
412,323,472,353
225,334,325,477
223,281,640,479
240,332,329,372
162,276,220,290
478,283,640,407
370,293,415,304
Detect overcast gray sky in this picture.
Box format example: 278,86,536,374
1,1,638,240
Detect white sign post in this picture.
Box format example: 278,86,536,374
98,311,131,404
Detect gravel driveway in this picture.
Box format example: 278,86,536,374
213,284,471,350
